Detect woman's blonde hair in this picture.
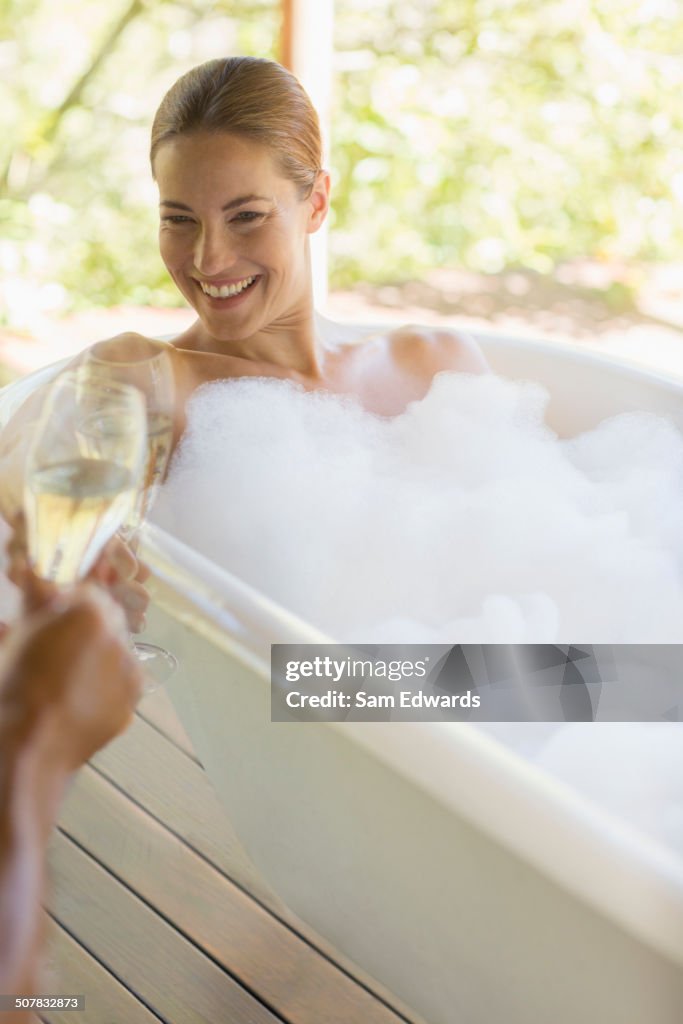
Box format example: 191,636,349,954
150,56,322,196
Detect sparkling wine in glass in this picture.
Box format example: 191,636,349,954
24,372,146,585
81,337,177,684
83,337,175,536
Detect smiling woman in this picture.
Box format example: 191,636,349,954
154,130,329,364
142,55,488,415
0,56,488,522
149,57,329,376
0,55,487,620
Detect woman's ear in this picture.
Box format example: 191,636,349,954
306,170,331,234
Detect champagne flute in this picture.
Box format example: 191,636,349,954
81,337,177,683
83,337,175,535
24,372,147,585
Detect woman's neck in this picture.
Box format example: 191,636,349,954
175,296,323,380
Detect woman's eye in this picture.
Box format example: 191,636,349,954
232,211,265,224
162,215,193,224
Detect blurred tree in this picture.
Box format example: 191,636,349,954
330,0,683,286
1,0,683,322
0,0,279,324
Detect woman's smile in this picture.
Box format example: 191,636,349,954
153,132,324,349
193,273,262,307
196,274,259,298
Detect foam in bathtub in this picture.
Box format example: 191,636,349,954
153,371,683,645
152,371,683,859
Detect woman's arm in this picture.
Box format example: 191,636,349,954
0,726,70,1018
0,586,143,1019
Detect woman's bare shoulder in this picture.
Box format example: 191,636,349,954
331,321,486,363
93,331,177,353
86,331,184,373
385,324,490,376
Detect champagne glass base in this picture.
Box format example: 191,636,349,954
133,641,178,692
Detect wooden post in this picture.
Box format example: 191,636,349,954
279,0,295,72
279,0,335,308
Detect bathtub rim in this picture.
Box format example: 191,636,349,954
317,310,683,393
478,328,683,389
141,522,683,974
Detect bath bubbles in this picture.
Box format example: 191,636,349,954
153,370,683,857
155,372,683,645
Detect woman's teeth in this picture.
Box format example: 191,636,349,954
200,276,256,298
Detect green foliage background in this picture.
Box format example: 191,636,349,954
2,0,683,321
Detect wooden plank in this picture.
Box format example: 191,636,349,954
90,714,279,908
41,920,160,1024
90,715,420,1022
136,687,199,762
58,766,409,1024
48,831,284,1024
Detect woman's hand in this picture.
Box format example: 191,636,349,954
6,516,60,612
0,581,144,771
6,516,151,632
92,535,151,634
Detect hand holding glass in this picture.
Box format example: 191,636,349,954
24,372,147,584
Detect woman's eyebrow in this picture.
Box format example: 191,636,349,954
159,195,272,211
222,194,271,210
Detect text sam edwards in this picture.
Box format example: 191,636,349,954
285,690,481,709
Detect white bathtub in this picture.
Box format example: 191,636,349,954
133,333,683,1024
3,331,683,1021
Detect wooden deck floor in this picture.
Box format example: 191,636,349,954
43,689,416,1024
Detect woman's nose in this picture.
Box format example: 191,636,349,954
194,226,236,276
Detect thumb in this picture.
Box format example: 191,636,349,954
23,568,60,614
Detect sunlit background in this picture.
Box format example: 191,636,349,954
2,0,683,378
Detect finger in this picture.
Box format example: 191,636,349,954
6,511,31,590
8,510,26,548
6,510,27,560
99,535,138,582
119,648,145,706
22,567,60,614
109,579,149,633
7,552,59,615
7,554,28,590
135,559,151,584
90,559,118,588
131,612,147,635
74,583,129,640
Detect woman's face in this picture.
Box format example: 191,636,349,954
154,131,328,343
